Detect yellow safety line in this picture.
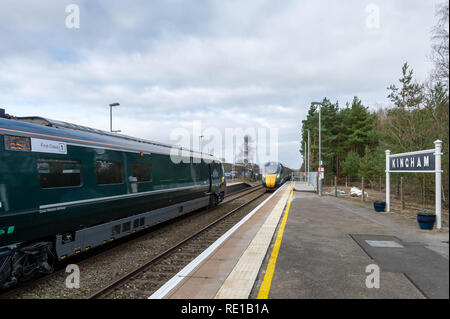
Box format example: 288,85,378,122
257,182,295,299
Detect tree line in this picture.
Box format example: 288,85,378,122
300,3,449,199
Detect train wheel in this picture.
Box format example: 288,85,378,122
11,242,54,284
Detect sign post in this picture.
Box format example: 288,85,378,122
318,166,325,180
385,140,443,229
385,150,390,212
435,140,442,229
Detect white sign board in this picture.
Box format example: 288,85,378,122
31,138,67,154
385,140,443,229
389,150,435,172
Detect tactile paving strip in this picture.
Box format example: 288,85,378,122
214,183,294,299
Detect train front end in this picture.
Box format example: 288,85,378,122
262,162,282,190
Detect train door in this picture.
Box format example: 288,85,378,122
210,161,221,190
206,161,219,206
126,152,153,194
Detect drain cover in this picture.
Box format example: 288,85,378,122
365,240,404,248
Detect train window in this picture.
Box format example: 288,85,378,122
212,163,220,179
191,162,207,183
264,162,279,174
96,161,123,185
37,159,81,188
133,163,152,182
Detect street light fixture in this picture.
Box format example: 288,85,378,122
311,101,323,196
109,103,121,133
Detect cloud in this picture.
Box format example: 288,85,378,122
0,0,443,168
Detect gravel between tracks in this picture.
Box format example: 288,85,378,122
6,189,266,299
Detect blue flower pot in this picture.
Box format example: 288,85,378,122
417,214,436,230
373,201,386,212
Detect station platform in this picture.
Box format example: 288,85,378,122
149,182,449,299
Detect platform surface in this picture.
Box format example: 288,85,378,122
156,183,292,299
255,182,449,299
152,181,449,299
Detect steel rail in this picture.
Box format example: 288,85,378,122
0,183,263,299
87,190,267,299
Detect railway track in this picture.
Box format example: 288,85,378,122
88,188,267,299
1,184,263,299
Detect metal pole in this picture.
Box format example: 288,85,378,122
307,129,310,184
385,150,390,212
434,140,442,229
311,102,322,194
109,102,120,133
319,104,322,196
304,141,306,182
316,174,319,194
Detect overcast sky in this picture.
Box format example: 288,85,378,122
0,0,443,169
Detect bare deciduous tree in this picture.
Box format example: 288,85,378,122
430,2,449,85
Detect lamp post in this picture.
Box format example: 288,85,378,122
311,102,323,196
109,103,121,133
303,141,307,182
307,129,310,184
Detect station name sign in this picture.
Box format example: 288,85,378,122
389,150,435,172
385,140,443,229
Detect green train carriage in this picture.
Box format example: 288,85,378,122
0,113,225,288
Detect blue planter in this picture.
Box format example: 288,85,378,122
417,215,436,230
373,201,386,212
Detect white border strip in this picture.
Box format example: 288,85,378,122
148,184,286,299
389,149,434,157
386,170,436,174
